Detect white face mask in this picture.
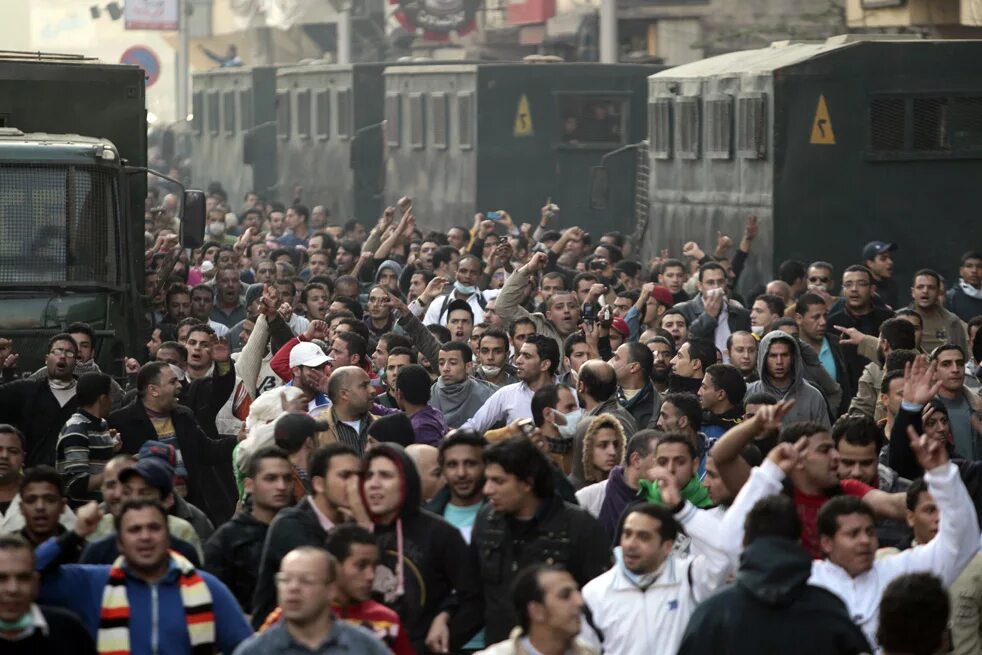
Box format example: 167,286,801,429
751,325,765,336
454,281,478,296
207,222,226,237
478,364,502,378
552,408,584,439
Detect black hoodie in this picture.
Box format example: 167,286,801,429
363,443,484,654
677,537,872,655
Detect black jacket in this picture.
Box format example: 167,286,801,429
616,381,662,430
0,378,79,467
368,444,484,654
888,405,982,526
677,536,872,655
824,333,856,415
827,302,896,388
108,401,238,524
674,295,752,342
472,493,611,644
251,498,328,628
204,509,270,613
182,363,235,440
3,605,97,655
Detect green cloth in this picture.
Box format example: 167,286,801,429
638,474,714,509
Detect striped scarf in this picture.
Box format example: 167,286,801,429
97,550,215,655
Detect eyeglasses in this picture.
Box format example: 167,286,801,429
275,573,329,586
49,348,77,359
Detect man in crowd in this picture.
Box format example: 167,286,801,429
463,335,561,433
0,334,80,467
0,533,96,653
235,546,390,655
575,429,656,540
36,499,251,653
569,361,637,488
478,564,596,655
932,344,981,460
252,442,362,627
426,430,487,544
319,367,377,454
609,342,662,429
720,422,978,648
360,443,483,652
55,372,117,508
829,265,896,386
909,269,969,353
746,331,831,427
947,250,982,322
677,495,872,655
846,317,916,422
795,293,851,406
727,331,759,383
698,364,746,443
475,328,518,387
750,293,786,337
17,466,68,547
424,255,493,326
669,338,715,395
580,484,731,655
430,342,498,429
0,426,73,535
863,240,899,309
111,362,239,523
473,436,610,644
674,262,751,357
204,446,293,614
394,364,448,445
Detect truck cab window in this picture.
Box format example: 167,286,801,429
558,95,627,145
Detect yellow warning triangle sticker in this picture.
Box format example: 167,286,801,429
514,94,534,137
810,94,836,145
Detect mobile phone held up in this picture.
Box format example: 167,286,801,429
486,211,502,221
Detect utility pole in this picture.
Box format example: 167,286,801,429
599,0,617,63
337,1,352,64
177,0,190,120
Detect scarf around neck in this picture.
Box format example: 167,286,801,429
959,278,982,300
98,550,215,655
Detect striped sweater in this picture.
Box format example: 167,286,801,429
55,410,115,507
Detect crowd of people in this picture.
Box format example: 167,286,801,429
0,183,980,655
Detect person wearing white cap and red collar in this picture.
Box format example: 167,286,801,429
863,241,899,309
285,341,334,417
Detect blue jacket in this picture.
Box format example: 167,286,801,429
36,534,252,655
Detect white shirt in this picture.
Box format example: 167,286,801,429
460,381,535,433
713,303,731,364
721,459,980,651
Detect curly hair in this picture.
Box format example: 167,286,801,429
581,414,626,485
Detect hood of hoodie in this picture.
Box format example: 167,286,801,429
375,259,404,283
361,442,421,523
755,331,806,396
736,536,813,606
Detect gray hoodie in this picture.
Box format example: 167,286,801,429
746,332,831,428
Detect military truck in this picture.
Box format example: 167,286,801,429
0,52,204,376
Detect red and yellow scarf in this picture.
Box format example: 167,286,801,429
97,550,215,655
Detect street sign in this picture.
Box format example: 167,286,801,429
120,46,162,88
124,0,179,31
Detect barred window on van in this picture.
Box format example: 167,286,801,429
675,96,700,159
869,94,982,159
705,95,733,160
649,97,672,159
385,92,400,148
736,94,766,159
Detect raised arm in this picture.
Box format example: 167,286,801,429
709,400,794,494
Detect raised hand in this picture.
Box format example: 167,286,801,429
645,465,682,508
832,325,865,347
525,251,548,273
383,287,410,315
744,215,759,241
260,284,280,318
766,436,808,475
703,290,723,318
125,357,141,375
752,399,796,434
304,319,328,342
421,276,449,305
908,425,949,470
903,355,942,406
715,231,733,257
74,501,104,538
682,241,705,260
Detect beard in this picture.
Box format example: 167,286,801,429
652,365,670,384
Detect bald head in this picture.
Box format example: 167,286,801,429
406,444,444,504
579,360,617,402
327,366,373,415
765,280,792,304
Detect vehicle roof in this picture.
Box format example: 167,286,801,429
0,129,118,163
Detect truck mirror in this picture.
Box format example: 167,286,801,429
182,189,207,249
589,166,609,210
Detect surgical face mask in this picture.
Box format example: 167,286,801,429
207,222,226,237
553,408,584,439
454,281,478,296
478,364,502,378
751,325,764,336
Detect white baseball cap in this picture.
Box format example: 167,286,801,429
289,342,332,368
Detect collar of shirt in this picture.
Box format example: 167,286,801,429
307,495,335,533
